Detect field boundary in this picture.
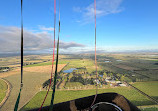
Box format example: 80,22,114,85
59,62,69,73
19,91,41,110
0,78,12,108
125,81,158,104
20,63,69,110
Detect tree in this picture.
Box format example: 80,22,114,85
103,72,107,78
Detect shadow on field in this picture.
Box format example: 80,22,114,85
131,100,156,106
152,96,158,100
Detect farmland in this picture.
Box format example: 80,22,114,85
22,87,156,110
96,53,158,82
133,81,158,100
0,53,158,111
141,107,158,111
0,55,68,111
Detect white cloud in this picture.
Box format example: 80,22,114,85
60,45,158,54
0,26,85,53
38,25,55,31
73,7,82,13
73,0,124,23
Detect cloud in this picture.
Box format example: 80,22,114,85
0,26,85,53
58,47,106,54
38,25,55,31
73,7,82,13
59,41,85,49
73,0,124,23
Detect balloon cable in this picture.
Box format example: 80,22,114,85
90,0,98,108
14,0,23,110
38,0,56,111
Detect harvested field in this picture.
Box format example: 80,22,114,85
23,64,66,73
0,64,66,78
0,64,66,111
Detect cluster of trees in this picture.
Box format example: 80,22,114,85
42,74,62,89
70,75,94,85
42,79,53,89
42,67,136,90
72,67,87,75
94,70,133,82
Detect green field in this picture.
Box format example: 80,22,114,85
21,87,156,110
141,107,158,111
133,81,158,100
25,60,69,67
63,59,99,73
0,79,7,103
65,82,83,87
97,54,158,81
1,54,158,111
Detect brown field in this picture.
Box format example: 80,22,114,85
0,64,66,111
0,64,66,78
8,64,20,67
23,64,66,73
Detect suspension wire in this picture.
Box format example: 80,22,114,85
38,0,56,111
49,33,60,111
14,0,23,111
90,0,98,108
49,0,60,110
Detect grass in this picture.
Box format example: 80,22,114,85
133,81,158,100
141,107,158,111
21,87,156,110
25,60,69,67
63,59,100,73
0,79,7,103
65,82,83,87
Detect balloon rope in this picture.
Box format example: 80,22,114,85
38,0,56,110
90,0,98,108
49,0,60,109
14,0,23,110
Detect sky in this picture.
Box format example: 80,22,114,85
0,0,158,54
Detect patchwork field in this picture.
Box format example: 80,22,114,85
0,61,67,111
0,53,158,111
97,53,158,81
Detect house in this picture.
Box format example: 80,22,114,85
94,79,100,84
110,83,119,87
2,69,9,72
115,81,121,83
118,83,127,87
0,67,10,72
105,79,116,83
104,61,111,63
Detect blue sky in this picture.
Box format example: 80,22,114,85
0,0,158,53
